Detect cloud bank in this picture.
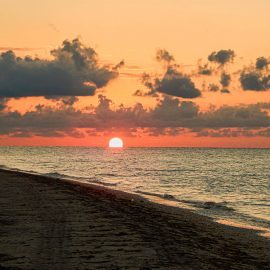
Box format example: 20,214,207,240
0,96,269,138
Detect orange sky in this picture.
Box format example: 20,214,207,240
0,0,270,147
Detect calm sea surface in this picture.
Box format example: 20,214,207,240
0,147,269,235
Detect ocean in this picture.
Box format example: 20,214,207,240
0,146,269,236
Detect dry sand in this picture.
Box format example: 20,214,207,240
0,169,269,270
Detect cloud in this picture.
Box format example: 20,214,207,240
240,71,270,91
0,39,121,98
156,49,175,64
239,56,270,91
256,57,269,70
253,102,270,109
199,104,270,128
150,97,199,124
141,66,201,98
198,63,212,75
220,72,231,88
155,68,201,98
136,50,201,98
0,98,8,111
208,84,219,92
50,96,79,106
208,49,235,65
220,89,230,94
1,96,269,138
196,128,270,138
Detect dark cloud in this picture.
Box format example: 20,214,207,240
137,50,201,98
0,39,120,98
240,71,270,91
0,98,8,111
256,57,269,70
141,67,201,98
208,49,235,65
198,63,212,75
1,96,269,138
156,68,201,98
196,128,270,138
254,102,270,109
156,49,175,64
208,84,219,92
113,60,125,70
220,89,230,94
240,56,270,91
151,97,199,123
199,104,270,128
50,96,79,106
220,73,231,88
133,89,144,96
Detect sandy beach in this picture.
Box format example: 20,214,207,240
0,169,269,270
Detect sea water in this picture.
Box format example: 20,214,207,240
0,146,269,235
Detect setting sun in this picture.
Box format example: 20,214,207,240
109,138,124,148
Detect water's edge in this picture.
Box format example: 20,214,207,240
1,166,269,239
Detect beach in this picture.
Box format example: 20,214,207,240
0,169,269,270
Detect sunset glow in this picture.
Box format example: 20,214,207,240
0,0,269,147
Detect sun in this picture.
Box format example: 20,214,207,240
109,137,124,148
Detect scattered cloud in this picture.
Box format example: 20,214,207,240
220,73,231,88
156,49,175,64
208,84,219,92
155,68,201,98
240,71,270,91
220,89,230,94
198,63,212,75
208,49,235,66
139,50,201,98
256,57,269,70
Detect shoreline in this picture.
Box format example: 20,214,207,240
1,166,269,238
0,168,269,269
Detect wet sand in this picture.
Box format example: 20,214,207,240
0,169,269,270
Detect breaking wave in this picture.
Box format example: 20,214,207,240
135,190,235,212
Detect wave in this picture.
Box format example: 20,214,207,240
135,190,235,212
135,190,174,199
96,173,118,177
0,165,37,175
185,200,235,211
42,172,71,179
33,171,120,188
98,181,119,187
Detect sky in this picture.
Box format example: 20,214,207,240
0,0,270,147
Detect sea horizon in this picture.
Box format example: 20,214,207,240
1,145,270,149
